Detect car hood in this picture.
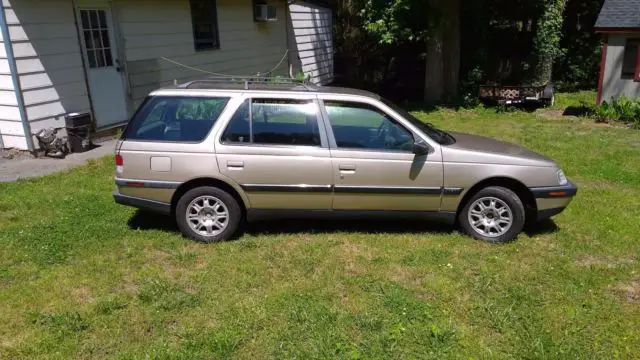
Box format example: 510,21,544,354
441,132,556,167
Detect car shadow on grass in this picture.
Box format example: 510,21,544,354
563,105,593,117
127,210,179,232
126,210,559,239
245,218,456,236
126,210,456,237
524,219,559,237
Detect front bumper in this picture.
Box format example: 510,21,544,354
530,181,578,221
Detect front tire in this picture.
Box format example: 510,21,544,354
459,186,525,243
175,186,242,243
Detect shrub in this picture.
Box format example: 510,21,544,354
593,96,640,128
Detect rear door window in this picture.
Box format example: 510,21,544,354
124,96,230,142
222,99,321,146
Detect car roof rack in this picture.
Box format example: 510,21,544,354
179,76,317,91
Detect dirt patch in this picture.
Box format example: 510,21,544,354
143,246,181,276
613,280,640,304
0,148,35,161
578,180,617,190
537,109,566,120
388,266,423,287
575,255,635,269
339,243,374,276
72,286,94,304
121,274,140,295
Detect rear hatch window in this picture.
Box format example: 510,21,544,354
122,96,230,142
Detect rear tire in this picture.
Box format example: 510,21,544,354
542,94,555,108
459,186,525,243
175,186,242,243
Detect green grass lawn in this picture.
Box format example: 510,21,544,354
1,95,640,359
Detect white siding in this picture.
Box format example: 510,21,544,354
0,129,27,148
6,0,90,137
0,87,16,105
1,0,306,149
116,0,289,108
602,34,640,102
288,2,333,85
0,2,24,148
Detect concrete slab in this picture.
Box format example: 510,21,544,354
0,139,116,182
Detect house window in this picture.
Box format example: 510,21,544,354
621,39,640,81
190,0,220,51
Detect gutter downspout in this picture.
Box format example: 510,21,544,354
285,0,292,78
0,5,34,151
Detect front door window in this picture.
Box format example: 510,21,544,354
323,101,414,152
80,9,114,69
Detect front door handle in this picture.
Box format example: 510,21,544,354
339,164,356,172
227,161,244,169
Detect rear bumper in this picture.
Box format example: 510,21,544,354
530,181,578,221
113,191,171,215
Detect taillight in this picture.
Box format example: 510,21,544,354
115,154,124,175
115,154,123,166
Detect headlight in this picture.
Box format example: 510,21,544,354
557,169,568,185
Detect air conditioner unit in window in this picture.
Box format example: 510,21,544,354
254,4,277,22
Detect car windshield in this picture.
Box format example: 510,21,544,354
381,98,456,145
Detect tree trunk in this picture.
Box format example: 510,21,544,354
424,0,460,103
533,0,568,85
442,0,460,101
424,27,444,103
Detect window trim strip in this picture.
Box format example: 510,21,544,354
242,184,333,193
334,185,443,195
239,184,464,196
115,178,181,189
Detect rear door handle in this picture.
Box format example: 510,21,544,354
227,161,244,169
339,164,356,172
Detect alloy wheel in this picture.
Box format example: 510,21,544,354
186,195,229,237
467,197,514,238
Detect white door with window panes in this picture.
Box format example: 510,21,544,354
79,8,128,128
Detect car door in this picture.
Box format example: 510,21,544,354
215,93,333,210
319,97,444,211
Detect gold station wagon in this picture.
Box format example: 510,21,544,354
113,78,577,243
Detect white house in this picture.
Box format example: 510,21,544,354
0,0,333,150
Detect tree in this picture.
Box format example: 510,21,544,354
532,0,568,85
361,0,461,102
554,0,604,89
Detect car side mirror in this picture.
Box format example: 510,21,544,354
412,141,430,156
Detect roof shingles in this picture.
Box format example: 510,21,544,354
595,0,640,29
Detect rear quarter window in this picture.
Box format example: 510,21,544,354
123,96,230,142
